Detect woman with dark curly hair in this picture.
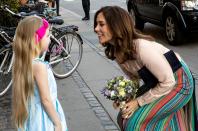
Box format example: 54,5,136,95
94,6,198,131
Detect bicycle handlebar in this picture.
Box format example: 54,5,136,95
1,5,23,19
0,5,65,26
1,5,48,20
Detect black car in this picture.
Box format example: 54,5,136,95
126,0,198,45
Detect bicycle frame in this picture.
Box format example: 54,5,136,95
44,23,70,62
47,34,71,65
0,48,13,73
0,49,13,96
0,30,13,74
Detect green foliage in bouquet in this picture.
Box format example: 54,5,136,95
101,76,139,102
0,0,20,27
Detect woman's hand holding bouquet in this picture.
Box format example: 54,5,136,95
101,76,139,118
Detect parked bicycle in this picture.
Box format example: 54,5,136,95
0,27,14,96
0,5,83,96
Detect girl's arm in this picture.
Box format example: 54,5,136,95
33,62,61,129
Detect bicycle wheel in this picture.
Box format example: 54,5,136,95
49,31,83,78
0,48,12,96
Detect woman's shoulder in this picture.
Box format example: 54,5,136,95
134,39,155,56
135,39,168,53
135,38,156,49
134,39,170,61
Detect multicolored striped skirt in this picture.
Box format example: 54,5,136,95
118,60,198,131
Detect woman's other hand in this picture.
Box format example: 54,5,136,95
121,99,139,119
113,100,120,109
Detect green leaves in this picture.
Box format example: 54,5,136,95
0,0,20,26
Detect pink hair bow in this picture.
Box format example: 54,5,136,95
35,18,49,44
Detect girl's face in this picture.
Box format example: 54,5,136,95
40,28,50,52
95,12,112,46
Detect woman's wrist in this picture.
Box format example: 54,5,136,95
136,99,140,107
136,97,143,107
134,99,140,110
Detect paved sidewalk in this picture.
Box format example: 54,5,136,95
58,7,125,131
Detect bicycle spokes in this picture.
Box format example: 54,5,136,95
0,49,12,96
49,32,83,78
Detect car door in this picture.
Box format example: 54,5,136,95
135,0,163,21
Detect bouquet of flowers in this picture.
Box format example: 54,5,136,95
101,76,139,109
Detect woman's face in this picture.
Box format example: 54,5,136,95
95,12,112,46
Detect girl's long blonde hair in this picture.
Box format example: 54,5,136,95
12,16,43,128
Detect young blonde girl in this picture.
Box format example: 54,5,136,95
12,16,68,131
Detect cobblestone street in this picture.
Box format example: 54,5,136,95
0,89,14,131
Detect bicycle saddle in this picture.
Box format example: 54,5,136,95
48,18,64,25
19,11,39,17
67,25,79,31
